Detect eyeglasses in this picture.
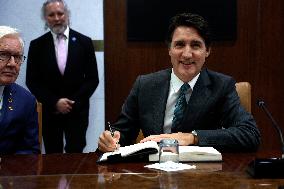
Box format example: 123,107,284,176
0,51,26,65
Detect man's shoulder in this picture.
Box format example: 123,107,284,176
31,32,51,42
133,69,171,89
69,29,92,40
203,68,234,83
140,69,171,80
9,83,36,101
29,32,52,48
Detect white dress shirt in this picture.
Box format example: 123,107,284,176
51,26,70,61
163,69,200,133
0,85,4,110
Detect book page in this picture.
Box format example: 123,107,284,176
118,141,158,156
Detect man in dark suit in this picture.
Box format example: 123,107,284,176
98,13,261,152
0,26,40,154
26,0,99,153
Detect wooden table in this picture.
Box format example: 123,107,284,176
0,151,284,189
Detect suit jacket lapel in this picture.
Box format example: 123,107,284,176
46,32,62,76
151,69,171,134
0,85,15,136
175,69,212,132
65,29,77,76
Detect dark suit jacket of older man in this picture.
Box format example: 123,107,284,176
113,68,261,152
0,83,40,154
26,29,99,153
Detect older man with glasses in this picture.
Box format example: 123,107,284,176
0,26,40,154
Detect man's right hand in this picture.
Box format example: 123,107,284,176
56,98,75,114
98,130,120,152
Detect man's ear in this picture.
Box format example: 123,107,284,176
168,46,172,56
206,47,211,57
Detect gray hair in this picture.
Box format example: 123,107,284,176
0,26,24,50
41,0,70,30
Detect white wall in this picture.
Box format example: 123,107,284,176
0,0,104,152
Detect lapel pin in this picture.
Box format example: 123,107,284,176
72,37,76,42
8,92,13,109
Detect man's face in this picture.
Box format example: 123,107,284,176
0,35,22,85
169,26,210,82
45,2,68,34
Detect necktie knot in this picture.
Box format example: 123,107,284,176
57,34,65,40
180,83,190,94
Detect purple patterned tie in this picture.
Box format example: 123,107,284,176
56,34,67,75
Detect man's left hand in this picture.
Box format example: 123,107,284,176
140,132,195,146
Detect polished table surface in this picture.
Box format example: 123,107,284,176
0,151,284,189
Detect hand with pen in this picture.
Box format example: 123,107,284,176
98,122,120,152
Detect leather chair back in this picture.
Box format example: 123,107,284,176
36,101,43,152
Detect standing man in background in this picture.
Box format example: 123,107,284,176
26,0,99,153
0,26,39,154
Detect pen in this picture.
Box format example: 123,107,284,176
108,121,114,137
108,122,119,150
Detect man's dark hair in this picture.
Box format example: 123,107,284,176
166,13,212,48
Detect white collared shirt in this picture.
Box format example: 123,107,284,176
0,85,5,110
163,69,200,133
51,26,70,60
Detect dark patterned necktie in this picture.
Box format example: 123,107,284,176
172,83,190,128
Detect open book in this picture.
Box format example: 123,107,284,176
97,141,222,163
97,141,159,163
149,146,222,162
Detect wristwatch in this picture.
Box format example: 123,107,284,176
191,130,198,145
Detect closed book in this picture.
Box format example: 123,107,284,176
149,146,222,162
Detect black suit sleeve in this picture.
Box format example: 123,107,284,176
112,76,142,146
26,39,60,111
69,36,99,110
195,78,261,152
